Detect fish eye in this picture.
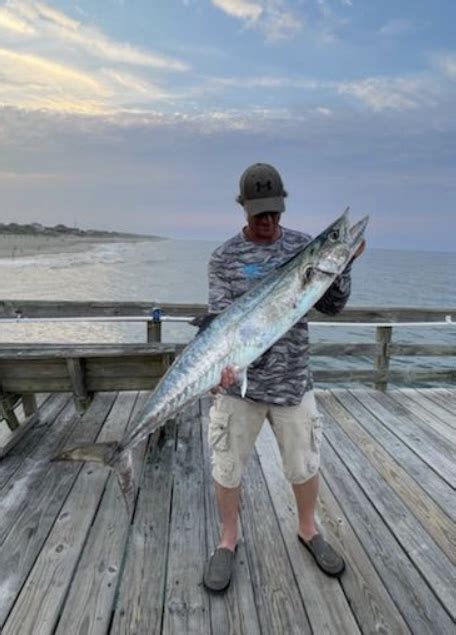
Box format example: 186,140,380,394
329,229,340,241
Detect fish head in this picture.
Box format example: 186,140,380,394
310,209,351,277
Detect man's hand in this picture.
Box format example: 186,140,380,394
210,366,238,394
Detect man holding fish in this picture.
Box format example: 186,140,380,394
203,163,365,592
56,165,367,593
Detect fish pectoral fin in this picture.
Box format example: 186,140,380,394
53,441,119,464
240,368,248,398
53,441,136,515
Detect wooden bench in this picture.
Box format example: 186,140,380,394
0,343,180,456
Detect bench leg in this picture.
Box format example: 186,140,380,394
0,393,20,431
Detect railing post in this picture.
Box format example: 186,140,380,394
375,326,392,391
147,307,162,343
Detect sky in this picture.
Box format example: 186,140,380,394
0,0,455,250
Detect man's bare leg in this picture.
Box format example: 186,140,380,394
293,473,319,541
214,480,240,551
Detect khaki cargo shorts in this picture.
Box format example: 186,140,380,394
208,390,323,489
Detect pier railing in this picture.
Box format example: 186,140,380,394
0,300,456,392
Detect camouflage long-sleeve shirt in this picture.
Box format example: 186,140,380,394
208,226,352,406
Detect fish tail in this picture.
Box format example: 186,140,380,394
111,446,136,515
53,441,136,515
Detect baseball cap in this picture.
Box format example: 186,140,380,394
238,163,287,216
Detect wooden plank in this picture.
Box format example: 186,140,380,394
0,394,68,490
386,389,456,446
318,474,411,634
162,402,211,635
319,391,456,564
396,388,456,430
0,300,207,319
348,389,456,488
0,392,117,629
332,390,456,523
310,343,377,356
0,360,67,379
389,343,456,356
0,399,82,544
110,419,177,635
314,370,383,384
241,453,312,634
0,358,166,380
320,435,456,633
2,391,135,635
0,376,162,393
200,397,262,635
255,423,361,634
66,358,90,413
87,377,162,392
55,392,151,635
0,412,40,458
0,343,179,359
415,388,456,419
1,300,454,322
1,378,73,392
314,369,456,384
0,340,453,361
318,399,456,620
85,357,167,377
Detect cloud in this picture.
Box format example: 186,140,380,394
0,5,35,33
336,76,437,111
210,0,302,41
0,47,177,114
211,0,262,21
2,0,188,70
0,1,190,114
433,52,456,79
378,18,416,37
0,48,109,112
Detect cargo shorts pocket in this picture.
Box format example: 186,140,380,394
209,410,231,452
311,415,323,452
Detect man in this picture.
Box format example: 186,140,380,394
202,163,365,592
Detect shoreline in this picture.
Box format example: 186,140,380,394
0,233,163,260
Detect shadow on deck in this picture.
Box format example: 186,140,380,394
0,388,455,634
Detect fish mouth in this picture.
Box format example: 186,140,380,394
349,215,369,257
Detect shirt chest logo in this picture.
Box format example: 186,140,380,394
242,262,275,279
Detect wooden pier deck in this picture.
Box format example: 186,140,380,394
0,387,455,634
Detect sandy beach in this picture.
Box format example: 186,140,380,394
0,233,162,259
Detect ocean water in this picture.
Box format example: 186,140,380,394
0,239,455,381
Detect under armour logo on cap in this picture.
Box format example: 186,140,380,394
255,180,273,192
